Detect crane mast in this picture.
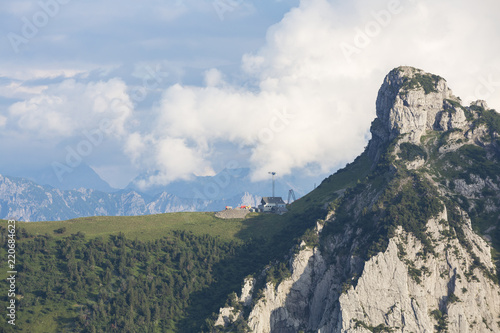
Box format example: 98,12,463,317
268,172,276,197
287,189,296,204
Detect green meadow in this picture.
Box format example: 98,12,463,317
5,211,286,243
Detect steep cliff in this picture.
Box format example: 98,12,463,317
213,67,500,332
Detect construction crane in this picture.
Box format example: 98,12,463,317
287,189,296,204
268,172,276,197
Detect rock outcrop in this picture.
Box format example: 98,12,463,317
376,67,461,142
369,67,471,162
214,66,500,332
220,210,500,332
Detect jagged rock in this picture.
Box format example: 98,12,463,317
453,175,499,199
466,124,490,145
471,100,489,110
218,207,500,332
215,307,241,327
240,277,256,306
454,175,486,198
405,157,426,170
369,66,471,167
247,246,316,332
438,100,468,132
375,66,454,143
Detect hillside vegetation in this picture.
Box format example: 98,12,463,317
0,159,370,333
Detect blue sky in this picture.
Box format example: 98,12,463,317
1,0,500,189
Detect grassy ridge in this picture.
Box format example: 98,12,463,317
2,212,285,243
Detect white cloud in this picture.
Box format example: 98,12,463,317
124,132,147,164
3,0,500,188
154,137,212,181
0,68,89,81
126,0,500,187
204,68,225,87
0,82,48,99
8,78,133,139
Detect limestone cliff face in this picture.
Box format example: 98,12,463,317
368,67,468,162
214,67,500,332
338,212,500,333
375,67,460,142
218,208,500,332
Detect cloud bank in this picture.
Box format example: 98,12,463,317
7,78,132,139
2,0,500,188
126,0,500,186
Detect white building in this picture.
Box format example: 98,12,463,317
258,197,287,213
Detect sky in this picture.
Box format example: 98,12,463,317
1,0,500,189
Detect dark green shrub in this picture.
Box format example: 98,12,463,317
400,73,440,95
398,142,427,161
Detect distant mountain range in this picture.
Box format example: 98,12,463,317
0,166,310,221
0,173,261,222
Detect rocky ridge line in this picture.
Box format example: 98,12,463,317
213,66,500,332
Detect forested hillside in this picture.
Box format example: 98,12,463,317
0,204,326,332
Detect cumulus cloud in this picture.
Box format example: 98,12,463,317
0,68,90,81
8,78,133,139
0,81,48,100
126,0,500,187
3,0,500,188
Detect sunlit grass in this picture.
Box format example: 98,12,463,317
1,211,285,243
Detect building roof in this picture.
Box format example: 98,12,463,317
261,197,286,205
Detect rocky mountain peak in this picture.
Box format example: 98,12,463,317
214,67,500,332
367,66,481,164
372,66,462,145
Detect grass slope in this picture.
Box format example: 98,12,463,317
3,212,284,243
